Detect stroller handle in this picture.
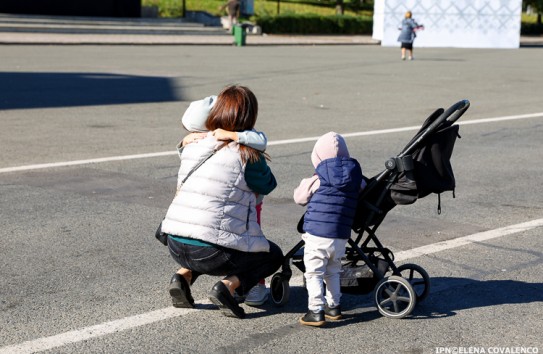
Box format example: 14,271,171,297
399,99,470,158
442,99,470,125
424,99,470,136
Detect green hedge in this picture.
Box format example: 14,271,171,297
255,14,373,35
521,22,543,35
255,14,542,36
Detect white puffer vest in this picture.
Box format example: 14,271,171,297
161,136,270,253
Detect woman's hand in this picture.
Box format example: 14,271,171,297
212,129,238,142
182,132,207,146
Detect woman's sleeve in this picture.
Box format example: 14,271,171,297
244,155,277,195
237,129,267,152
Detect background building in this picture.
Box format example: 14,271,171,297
373,0,523,49
0,0,141,18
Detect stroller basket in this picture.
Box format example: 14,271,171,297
269,100,470,319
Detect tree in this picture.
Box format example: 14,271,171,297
524,0,543,24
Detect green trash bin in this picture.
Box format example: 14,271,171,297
233,24,246,47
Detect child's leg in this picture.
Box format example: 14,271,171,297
323,238,348,308
302,233,329,312
256,202,262,225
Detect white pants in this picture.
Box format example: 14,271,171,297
302,233,347,312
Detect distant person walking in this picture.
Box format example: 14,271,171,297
221,0,240,31
397,11,424,60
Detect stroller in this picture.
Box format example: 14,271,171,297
269,99,470,319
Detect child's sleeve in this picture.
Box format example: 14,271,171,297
237,129,267,152
293,175,320,206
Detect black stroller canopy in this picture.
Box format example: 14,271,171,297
353,100,470,231
391,107,461,205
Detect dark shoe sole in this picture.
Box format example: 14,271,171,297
169,275,194,308
299,317,326,327
209,282,245,319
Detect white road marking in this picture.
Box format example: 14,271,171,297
1,218,542,354
393,218,543,262
0,306,205,354
1,111,542,174
0,151,176,174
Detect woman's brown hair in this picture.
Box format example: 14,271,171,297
206,85,264,164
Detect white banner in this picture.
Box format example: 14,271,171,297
373,0,522,48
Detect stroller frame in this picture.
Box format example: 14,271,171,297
269,100,470,319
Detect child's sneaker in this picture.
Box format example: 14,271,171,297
324,304,342,320
244,283,268,306
299,310,326,327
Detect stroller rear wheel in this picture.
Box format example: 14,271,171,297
395,263,430,302
374,275,416,318
270,273,290,306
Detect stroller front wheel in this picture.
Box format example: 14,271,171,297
374,275,416,319
270,273,290,306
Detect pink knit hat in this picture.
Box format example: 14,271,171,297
311,132,350,168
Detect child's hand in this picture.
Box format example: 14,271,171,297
212,129,238,142
182,132,207,146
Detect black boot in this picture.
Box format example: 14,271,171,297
324,304,342,320
299,310,326,327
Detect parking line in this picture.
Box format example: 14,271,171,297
1,217,542,354
1,112,542,174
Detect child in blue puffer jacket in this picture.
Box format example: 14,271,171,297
293,132,365,327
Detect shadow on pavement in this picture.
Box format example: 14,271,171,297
0,72,181,110
410,277,543,319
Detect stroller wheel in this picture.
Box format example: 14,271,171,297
374,275,416,319
270,273,290,306
395,263,430,302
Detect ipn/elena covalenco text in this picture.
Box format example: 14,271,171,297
435,347,539,354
